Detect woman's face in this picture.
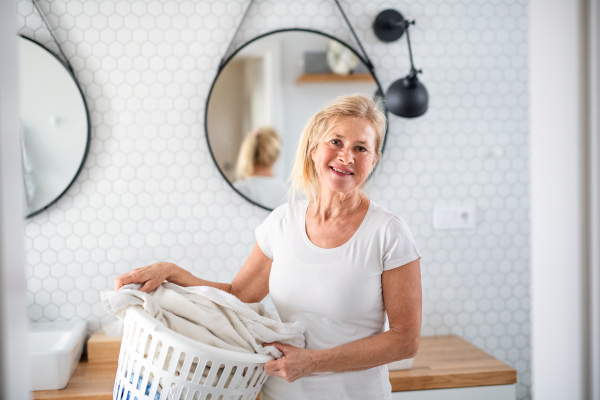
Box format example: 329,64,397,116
311,116,378,196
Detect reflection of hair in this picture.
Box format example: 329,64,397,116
289,94,386,203
236,126,282,180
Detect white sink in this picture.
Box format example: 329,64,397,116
28,320,87,391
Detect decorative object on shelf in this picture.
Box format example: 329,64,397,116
19,0,90,218
373,9,429,118
326,40,359,75
298,41,372,84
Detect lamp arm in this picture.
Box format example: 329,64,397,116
404,20,421,75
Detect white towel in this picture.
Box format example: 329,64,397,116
100,282,305,358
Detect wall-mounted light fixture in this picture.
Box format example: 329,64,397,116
373,9,428,118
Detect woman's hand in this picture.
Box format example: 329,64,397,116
114,262,176,293
262,342,317,382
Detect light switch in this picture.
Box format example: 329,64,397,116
433,205,476,230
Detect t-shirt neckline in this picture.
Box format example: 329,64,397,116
301,199,372,252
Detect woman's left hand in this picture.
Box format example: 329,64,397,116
262,342,317,382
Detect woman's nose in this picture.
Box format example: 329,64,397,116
337,148,353,164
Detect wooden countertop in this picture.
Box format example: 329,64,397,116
33,334,516,399
32,356,116,400
389,335,517,391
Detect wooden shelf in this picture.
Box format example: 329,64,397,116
33,334,516,399
295,73,375,84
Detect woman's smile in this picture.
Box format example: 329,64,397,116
330,166,353,176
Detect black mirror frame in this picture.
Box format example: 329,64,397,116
204,28,389,212
19,35,91,219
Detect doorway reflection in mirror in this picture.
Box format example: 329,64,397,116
234,127,289,209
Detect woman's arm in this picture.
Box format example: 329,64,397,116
114,242,272,303
114,262,231,293
264,258,421,381
314,258,422,371
230,242,272,303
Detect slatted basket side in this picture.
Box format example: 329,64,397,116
112,307,271,400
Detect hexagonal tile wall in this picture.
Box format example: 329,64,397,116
17,0,530,398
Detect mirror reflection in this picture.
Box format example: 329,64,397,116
234,126,288,209
19,36,89,217
206,30,381,210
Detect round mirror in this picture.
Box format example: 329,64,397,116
206,29,386,211
19,36,90,218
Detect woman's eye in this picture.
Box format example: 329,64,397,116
358,146,367,152
331,139,340,145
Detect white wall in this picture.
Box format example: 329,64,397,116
0,0,31,398
530,0,587,399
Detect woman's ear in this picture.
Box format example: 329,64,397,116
310,145,317,163
371,151,380,166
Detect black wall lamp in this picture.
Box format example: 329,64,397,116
373,9,428,118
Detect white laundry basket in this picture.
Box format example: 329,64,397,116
113,306,273,400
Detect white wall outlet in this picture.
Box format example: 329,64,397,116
433,205,477,230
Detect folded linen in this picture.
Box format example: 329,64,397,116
100,282,305,358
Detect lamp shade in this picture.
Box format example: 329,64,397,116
385,72,428,118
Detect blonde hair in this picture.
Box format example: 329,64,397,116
236,126,282,180
289,94,386,203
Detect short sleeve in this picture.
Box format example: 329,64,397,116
255,206,285,260
382,216,422,271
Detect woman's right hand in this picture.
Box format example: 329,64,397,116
114,262,177,293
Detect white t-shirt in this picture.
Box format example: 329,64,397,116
234,176,288,209
255,199,422,400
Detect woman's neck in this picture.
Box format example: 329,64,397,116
311,189,366,223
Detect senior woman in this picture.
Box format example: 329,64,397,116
114,94,422,400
